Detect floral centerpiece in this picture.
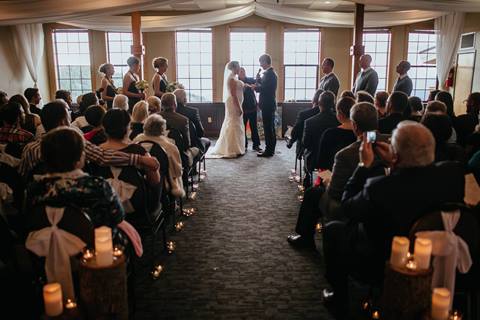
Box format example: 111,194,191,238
166,82,184,92
135,80,149,92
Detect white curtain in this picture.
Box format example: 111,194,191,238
12,24,44,87
435,13,465,89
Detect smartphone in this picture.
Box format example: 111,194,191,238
366,131,377,143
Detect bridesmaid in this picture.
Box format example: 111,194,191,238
99,63,116,109
151,57,169,98
122,56,145,111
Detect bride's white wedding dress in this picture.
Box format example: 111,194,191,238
209,73,246,158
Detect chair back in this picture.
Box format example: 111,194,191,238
168,127,187,153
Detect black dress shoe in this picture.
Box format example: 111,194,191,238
257,152,273,157
253,146,263,152
286,141,294,149
287,234,315,249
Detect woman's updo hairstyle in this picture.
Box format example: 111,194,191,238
103,109,131,140
152,57,168,69
127,56,140,67
98,63,113,74
227,61,240,72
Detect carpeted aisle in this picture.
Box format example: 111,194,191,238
134,141,334,319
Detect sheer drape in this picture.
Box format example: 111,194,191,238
12,24,44,87
435,13,465,90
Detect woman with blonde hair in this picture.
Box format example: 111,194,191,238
130,100,148,140
122,56,145,111
98,63,116,109
147,96,161,114
151,57,169,98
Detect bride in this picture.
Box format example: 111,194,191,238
209,61,246,158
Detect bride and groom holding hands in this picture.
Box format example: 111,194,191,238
209,54,278,158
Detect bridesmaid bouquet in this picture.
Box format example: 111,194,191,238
135,80,149,92
166,81,184,92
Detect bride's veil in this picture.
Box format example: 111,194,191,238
223,62,233,103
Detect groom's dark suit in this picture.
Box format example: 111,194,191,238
255,67,278,155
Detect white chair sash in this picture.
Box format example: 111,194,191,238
106,167,137,213
416,210,473,308
25,207,86,300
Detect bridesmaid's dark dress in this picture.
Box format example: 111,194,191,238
154,73,168,99
126,71,141,111
105,79,117,109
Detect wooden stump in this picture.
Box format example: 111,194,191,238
79,255,128,320
381,263,433,320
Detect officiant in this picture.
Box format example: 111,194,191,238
239,67,262,152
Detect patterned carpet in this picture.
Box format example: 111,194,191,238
134,141,334,320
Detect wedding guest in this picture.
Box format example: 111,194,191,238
356,90,374,104
455,92,480,146
424,100,457,143
24,88,42,115
123,56,145,110
318,58,340,97
340,90,355,100
0,101,34,149
99,63,117,109
152,57,169,98
83,105,107,145
374,91,388,118
130,100,148,140
113,94,129,111
0,90,8,105
55,90,73,109
352,54,378,96
238,67,261,152
71,92,98,133
408,96,424,122
427,89,440,102
9,94,41,135
174,88,211,153
147,96,161,114
435,90,456,119
378,91,408,134
393,60,413,96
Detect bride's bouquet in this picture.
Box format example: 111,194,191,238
166,81,184,92
135,80,149,92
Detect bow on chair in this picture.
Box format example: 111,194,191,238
25,207,86,301
416,210,473,308
107,167,137,213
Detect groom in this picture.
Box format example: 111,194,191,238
254,54,278,157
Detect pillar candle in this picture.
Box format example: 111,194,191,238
95,226,113,267
43,283,63,317
431,288,450,320
414,237,432,270
390,236,410,268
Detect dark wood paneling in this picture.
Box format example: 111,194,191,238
280,102,311,136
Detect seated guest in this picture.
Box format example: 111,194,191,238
24,88,42,115
421,113,466,164
315,97,356,171
26,127,127,244
287,102,380,249
55,90,73,110
393,60,413,96
427,89,440,102
435,90,456,120
356,90,374,104
378,91,408,134
174,88,211,153
130,100,148,140
147,96,161,114
71,92,99,132
374,91,389,118
303,91,339,174
123,56,145,111
339,90,355,100
408,96,424,122
151,57,169,98
0,90,7,105
323,122,465,313
113,94,129,111
98,63,116,109
424,100,457,143
455,92,480,146
286,88,323,150
19,100,159,178
9,94,41,135
83,105,107,145
160,93,191,151
0,101,34,155
133,114,185,197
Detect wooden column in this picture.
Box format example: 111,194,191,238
351,3,365,88
131,11,145,79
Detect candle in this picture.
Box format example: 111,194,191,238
113,246,123,258
43,283,63,316
432,288,450,320
414,238,432,270
405,259,417,271
65,299,77,309
95,226,113,267
449,311,462,320
390,236,410,268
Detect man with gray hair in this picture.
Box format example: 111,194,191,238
322,121,465,314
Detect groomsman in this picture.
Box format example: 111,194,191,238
393,60,413,96
318,58,340,97
352,54,378,97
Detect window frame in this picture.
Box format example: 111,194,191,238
229,28,267,80
106,32,133,85
362,28,391,92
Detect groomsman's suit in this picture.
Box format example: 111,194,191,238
353,67,379,97
255,67,278,155
393,74,413,96
318,73,340,97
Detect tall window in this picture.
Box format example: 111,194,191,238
52,30,91,100
363,30,391,92
107,32,133,84
230,29,266,78
176,29,213,102
283,29,320,101
408,31,437,100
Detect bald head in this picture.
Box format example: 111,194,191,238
391,121,435,168
359,54,372,70
173,89,187,105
